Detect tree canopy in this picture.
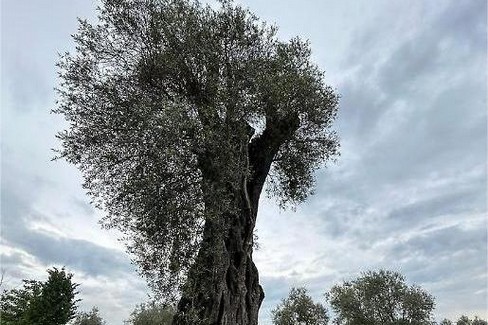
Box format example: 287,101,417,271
327,270,435,325
124,301,175,325
55,0,339,306
72,307,106,325
0,267,79,325
272,287,328,325
454,316,488,325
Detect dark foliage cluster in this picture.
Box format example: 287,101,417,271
0,268,79,325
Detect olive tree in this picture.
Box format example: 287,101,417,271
272,287,328,325
125,301,175,325
55,0,339,324
72,307,106,325
455,316,488,325
327,270,435,325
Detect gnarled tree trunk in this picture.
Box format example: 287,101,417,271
172,116,299,325
172,184,264,325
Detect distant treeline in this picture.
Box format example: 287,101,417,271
0,268,485,325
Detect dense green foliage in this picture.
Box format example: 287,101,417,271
124,301,174,325
0,268,79,325
272,287,328,325
327,270,435,325
72,307,106,325
0,279,42,324
55,0,339,302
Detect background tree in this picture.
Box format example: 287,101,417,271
124,301,175,325
72,307,106,325
327,270,435,325
457,316,472,325
0,267,79,325
55,0,339,324
470,317,487,325
455,315,487,325
272,287,328,325
36,268,80,325
0,279,42,325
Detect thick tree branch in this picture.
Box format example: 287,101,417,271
248,113,300,208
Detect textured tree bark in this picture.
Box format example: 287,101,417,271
172,187,264,325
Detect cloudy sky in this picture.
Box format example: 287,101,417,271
1,0,486,324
